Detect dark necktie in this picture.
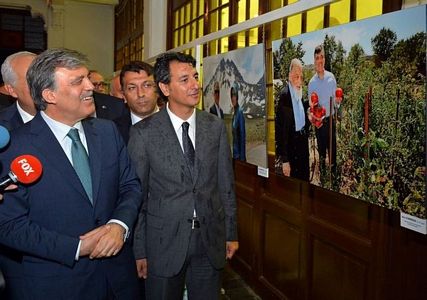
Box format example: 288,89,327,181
67,128,93,203
182,122,195,169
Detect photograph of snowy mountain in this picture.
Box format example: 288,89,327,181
202,43,267,168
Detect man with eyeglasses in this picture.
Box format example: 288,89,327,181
209,81,224,119
88,70,106,94
114,61,159,143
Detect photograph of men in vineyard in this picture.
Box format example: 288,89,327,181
272,5,426,218
202,44,267,168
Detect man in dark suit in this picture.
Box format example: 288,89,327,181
0,48,142,299
0,83,15,110
275,58,310,181
128,52,238,300
0,51,37,298
114,60,158,143
0,51,37,130
89,69,128,121
209,81,224,119
93,91,128,120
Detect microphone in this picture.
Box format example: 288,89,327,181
0,125,10,149
0,155,43,192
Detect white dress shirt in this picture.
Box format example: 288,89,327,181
166,103,196,151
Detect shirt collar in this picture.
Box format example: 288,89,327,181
166,102,196,132
130,106,159,125
16,102,35,124
40,111,84,143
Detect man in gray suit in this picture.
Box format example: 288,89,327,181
128,52,238,300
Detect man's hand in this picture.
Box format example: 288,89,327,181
226,241,239,259
79,225,111,257
282,162,291,177
136,258,148,279
86,223,126,259
0,184,18,200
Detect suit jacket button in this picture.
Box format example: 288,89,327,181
95,218,101,225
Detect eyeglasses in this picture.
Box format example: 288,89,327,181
92,81,105,88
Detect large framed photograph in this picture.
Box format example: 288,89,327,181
203,44,267,168
272,6,426,218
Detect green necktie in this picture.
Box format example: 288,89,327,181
67,128,93,203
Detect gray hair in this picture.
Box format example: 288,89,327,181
289,58,303,74
26,48,89,111
1,51,36,87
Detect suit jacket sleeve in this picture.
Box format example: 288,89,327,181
218,122,238,241
108,121,143,229
275,88,292,164
0,171,79,267
127,124,149,259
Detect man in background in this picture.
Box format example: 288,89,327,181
209,81,224,119
109,73,125,100
128,52,238,299
93,90,128,120
0,48,142,299
88,70,106,94
0,51,37,298
88,69,127,120
114,61,158,143
275,58,310,181
0,51,37,130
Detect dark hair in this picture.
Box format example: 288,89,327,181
230,82,239,104
120,60,154,88
26,48,88,111
154,51,196,101
314,44,324,56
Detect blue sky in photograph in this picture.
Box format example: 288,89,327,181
272,5,426,65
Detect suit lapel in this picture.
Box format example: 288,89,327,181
30,113,91,203
194,110,210,186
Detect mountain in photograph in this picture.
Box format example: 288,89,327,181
203,57,266,117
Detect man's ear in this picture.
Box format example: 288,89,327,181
4,84,17,98
158,82,170,98
41,89,57,105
